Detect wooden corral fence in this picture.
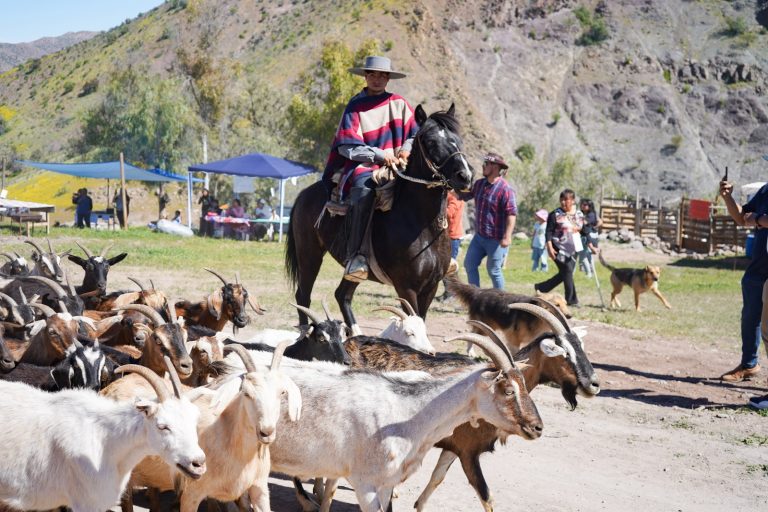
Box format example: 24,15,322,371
599,197,750,254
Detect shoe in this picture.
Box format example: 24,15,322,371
721,364,761,382
344,254,369,282
748,394,768,410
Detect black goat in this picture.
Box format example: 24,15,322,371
0,325,15,373
68,242,128,298
0,252,30,277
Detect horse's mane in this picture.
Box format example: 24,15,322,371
426,110,461,135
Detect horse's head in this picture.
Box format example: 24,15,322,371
412,103,473,192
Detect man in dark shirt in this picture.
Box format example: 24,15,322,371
73,188,93,229
719,176,768,386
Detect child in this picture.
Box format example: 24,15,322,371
531,208,549,272
172,210,182,224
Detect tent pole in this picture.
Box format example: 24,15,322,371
106,179,110,211
119,153,127,230
187,172,193,229
278,178,285,243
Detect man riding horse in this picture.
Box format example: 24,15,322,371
322,56,419,282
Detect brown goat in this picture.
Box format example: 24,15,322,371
17,303,82,366
92,277,169,314
175,269,264,332
445,276,572,355
344,310,599,512
93,310,153,348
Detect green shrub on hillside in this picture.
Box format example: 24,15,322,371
574,5,610,46
515,143,536,162
722,16,747,37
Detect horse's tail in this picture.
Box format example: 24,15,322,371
284,206,300,289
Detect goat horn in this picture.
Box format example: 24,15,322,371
115,364,171,403
127,277,146,291
150,279,156,290
18,289,28,305
24,239,45,255
46,238,55,255
0,252,15,261
223,343,257,373
28,302,56,318
397,298,417,316
270,340,291,373
99,243,113,259
234,271,240,285
0,292,19,308
466,320,516,367
203,267,229,286
373,305,408,321
291,303,324,325
167,302,178,323
14,251,22,258
75,241,94,259
21,275,68,299
508,303,567,337
163,355,183,399
321,299,332,321
113,304,166,327
530,298,571,332
72,336,83,349
445,333,513,374
0,292,24,325
248,294,265,315
64,270,77,297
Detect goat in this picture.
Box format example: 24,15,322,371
231,303,351,365
175,268,264,332
0,291,31,326
92,310,153,348
91,276,169,314
23,238,69,282
112,303,194,379
122,343,301,512
0,359,205,512
0,251,30,277
446,276,577,355
374,298,436,354
6,274,86,316
0,340,115,391
219,335,543,512
67,241,128,296
344,306,599,512
0,325,15,372
17,302,85,366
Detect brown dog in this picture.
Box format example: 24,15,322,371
598,252,672,311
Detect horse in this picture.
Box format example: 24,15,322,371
285,104,473,333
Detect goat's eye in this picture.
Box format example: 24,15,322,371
158,424,170,431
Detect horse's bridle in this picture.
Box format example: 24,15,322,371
392,131,468,189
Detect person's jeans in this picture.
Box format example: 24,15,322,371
464,234,508,289
740,272,766,368
450,238,461,259
536,255,578,305
531,247,547,271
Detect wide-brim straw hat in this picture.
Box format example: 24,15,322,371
349,56,406,79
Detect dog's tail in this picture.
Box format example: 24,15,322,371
598,251,617,272
444,274,478,308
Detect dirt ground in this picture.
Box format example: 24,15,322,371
14,240,760,512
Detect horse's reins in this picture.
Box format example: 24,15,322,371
391,133,467,189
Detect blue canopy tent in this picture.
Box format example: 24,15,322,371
189,153,316,241
17,160,202,227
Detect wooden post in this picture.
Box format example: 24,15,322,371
676,195,685,250
1,156,5,193
634,189,642,237
119,153,128,230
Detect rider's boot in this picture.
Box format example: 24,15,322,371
344,186,375,282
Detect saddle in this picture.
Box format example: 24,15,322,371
324,166,397,216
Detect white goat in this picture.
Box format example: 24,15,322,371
121,343,301,512
0,359,205,512
222,337,543,512
374,299,435,354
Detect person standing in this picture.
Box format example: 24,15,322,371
73,188,93,229
578,198,601,277
531,208,549,272
113,188,130,229
535,189,585,307
322,55,418,282
198,188,216,237
459,152,517,289
719,177,768,382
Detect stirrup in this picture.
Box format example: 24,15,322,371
344,255,369,282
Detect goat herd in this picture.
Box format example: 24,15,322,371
0,238,601,512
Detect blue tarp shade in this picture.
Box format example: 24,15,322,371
188,153,316,179
17,160,202,182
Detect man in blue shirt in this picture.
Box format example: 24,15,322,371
719,172,768,388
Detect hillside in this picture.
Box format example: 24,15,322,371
0,32,97,73
0,0,766,206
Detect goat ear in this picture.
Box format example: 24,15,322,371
50,365,73,389
67,255,87,268
207,290,223,320
540,338,567,358
281,375,302,422
108,253,128,266
134,398,158,417
446,103,455,117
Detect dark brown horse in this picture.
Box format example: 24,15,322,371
285,104,473,332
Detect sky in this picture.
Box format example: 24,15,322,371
0,0,165,44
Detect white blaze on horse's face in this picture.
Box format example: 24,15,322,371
451,141,472,181
437,129,446,138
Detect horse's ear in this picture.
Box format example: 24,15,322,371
415,104,428,125
446,103,455,117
